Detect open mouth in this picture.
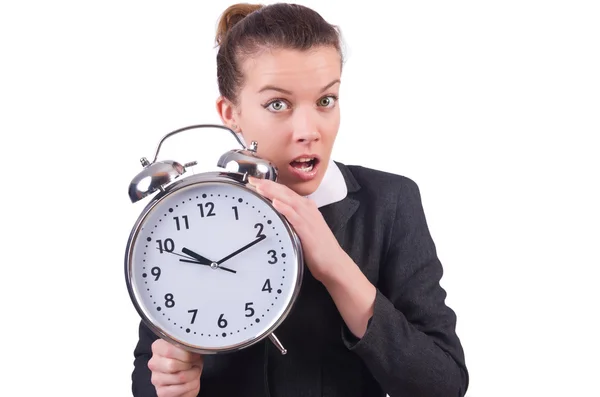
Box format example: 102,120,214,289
288,155,321,181
290,156,319,172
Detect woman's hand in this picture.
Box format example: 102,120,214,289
148,339,204,397
248,176,347,283
249,176,376,338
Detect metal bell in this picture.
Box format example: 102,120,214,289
128,158,186,203
217,141,278,182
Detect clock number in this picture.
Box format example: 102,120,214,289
188,309,198,324
218,313,228,328
232,206,239,220
267,250,278,264
198,202,216,217
262,279,272,293
173,215,189,230
255,223,266,238
151,266,161,281
164,293,175,308
245,302,255,317
156,239,175,253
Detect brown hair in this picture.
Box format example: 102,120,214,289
215,3,343,103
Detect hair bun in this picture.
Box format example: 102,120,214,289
216,3,264,46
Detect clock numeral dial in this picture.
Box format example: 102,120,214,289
164,293,175,308
218,313,228,328
156,238,175,253
245,302,255,317
267,250,278,264
188,309,198,324
262,279,273,293
132,182,298,346
151,266,161,281
254,223,266,238
198,202,216,217
173,215,189,230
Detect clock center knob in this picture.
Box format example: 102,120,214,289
210,262,219,270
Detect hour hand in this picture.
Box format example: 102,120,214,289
180,248,237,273
181,248,213,265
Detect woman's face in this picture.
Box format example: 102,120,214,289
217,46,342,196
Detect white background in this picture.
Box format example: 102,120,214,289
1,1,599,396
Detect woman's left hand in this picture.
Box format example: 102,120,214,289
248,176,347,283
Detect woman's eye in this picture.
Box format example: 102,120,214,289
318,96,337,108
266,100,289,112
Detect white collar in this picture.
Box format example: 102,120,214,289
305,159,348,208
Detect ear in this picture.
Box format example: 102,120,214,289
216,96,239,131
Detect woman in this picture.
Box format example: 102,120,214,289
132,3,469,397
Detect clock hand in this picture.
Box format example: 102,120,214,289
181,248,214,265
178,258,237,274
181,247,237,273
216,235,267,265
163,248,218,267
159,249,206,262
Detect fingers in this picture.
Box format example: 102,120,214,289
149,340,204,397
149,339,204,373
151,365,202,387
272,198,303,226
152,339,202,363
154,378,200,397
249,177,312,212
148,356,192,374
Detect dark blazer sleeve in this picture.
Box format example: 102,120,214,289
341,177,469,397
132,321,160,397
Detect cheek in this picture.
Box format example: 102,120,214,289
241,114,289,157
322,110,340,142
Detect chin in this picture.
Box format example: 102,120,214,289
281,176,322,197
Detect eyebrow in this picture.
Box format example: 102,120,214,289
258,79,341,95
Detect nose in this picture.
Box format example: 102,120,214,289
291,107,320,143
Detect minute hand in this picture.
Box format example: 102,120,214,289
217,235,266,265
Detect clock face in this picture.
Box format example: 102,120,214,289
126,178,302,352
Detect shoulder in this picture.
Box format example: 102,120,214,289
335,161,423,208
333,161,434,266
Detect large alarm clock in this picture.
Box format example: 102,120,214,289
125,124,304,356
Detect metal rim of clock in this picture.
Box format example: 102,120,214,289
125,172,304,355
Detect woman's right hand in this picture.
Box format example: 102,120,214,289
148,339,204,397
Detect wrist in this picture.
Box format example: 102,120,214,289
319,250,377,339
315,247,351,286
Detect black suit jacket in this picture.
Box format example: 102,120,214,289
132,162,469,397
